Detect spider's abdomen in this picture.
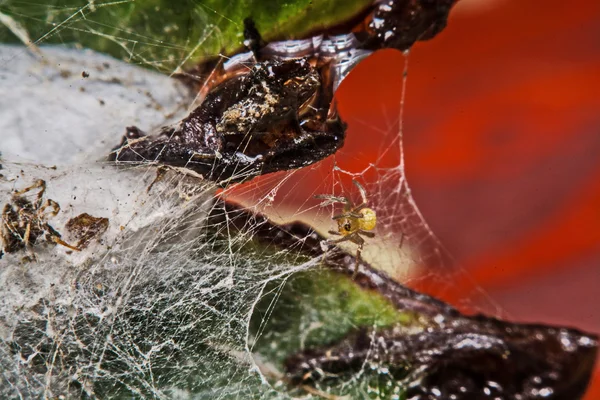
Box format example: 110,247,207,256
359,208,376,231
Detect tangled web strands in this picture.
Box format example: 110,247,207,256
0,162,307,398
1,162,596,399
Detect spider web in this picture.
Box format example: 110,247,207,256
0,1,499,399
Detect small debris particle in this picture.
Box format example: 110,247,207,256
82,71,90,78
65,213,109,250
60,70,72,78
1,180,78,257
99,99,105,106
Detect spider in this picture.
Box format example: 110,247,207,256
315,180,376,277
1,179,80,260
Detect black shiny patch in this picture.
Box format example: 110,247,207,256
109,59,345,184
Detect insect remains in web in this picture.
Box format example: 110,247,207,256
1,179,80,260
315,180,376,278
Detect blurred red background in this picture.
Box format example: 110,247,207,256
227,0,600,395
340,0,600,396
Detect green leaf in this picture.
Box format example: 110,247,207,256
0,0,372,72
251,270,417,398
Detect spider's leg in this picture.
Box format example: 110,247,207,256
35,180,46,208
50,235,81,252
1,214,18,238
44,224,81,252
301,383,340,400
319,233,347,268
358,230,375,238
39,199,60,218
314,194,350,207
1,206,11,228
314,195,347,202
14,179,46,196
352,179,368,207
15,179,46,209
326,235,352,245
332,212,362,220
349,204,368,215
348,234,365,278
23,221,31,248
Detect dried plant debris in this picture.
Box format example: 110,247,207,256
109,59,345,184
285,320,597,399
109,0,458,185
238,0,457,58
65,213,109,250
0,180,79,259
213,201,598,400
274,0,456,52
185,0,457,91
358,0,456,51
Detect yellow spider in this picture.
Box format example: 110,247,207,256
315,180,376,277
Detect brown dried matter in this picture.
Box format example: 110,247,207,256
210,201,598,400
65,213,109,250
0,180,79,260
110,0,457,185
313,0,457,51
109,59,345,184
361,0,457,50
